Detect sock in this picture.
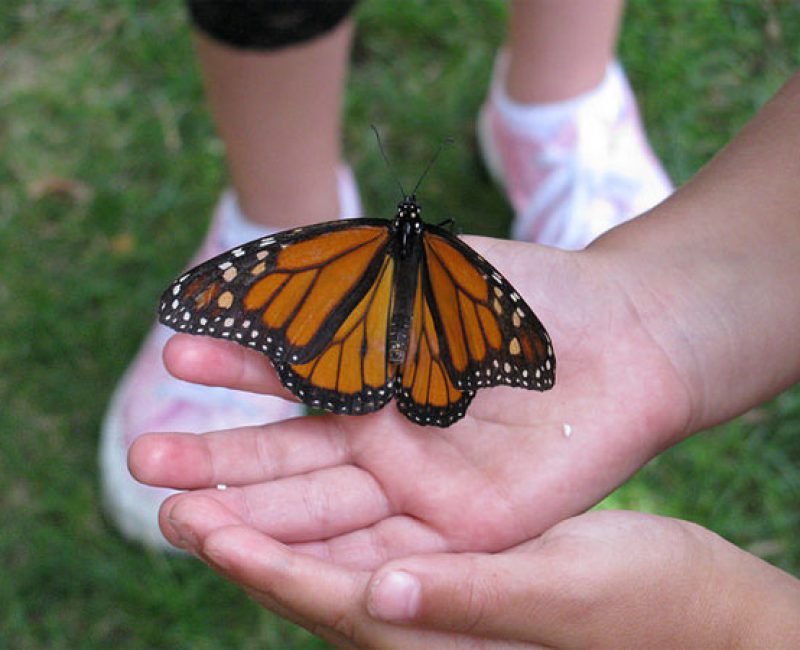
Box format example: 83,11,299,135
215,164,363,251
492,53,624,139
215,192,279,251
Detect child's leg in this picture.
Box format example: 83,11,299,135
479,0,672,249
506,0,623,103
194,17,354,227
101,2,359,551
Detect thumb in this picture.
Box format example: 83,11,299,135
365,549,566,642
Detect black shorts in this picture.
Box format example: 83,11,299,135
186,0,358,50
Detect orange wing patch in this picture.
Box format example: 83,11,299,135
262,270,315,330
425,235,488,301
396,268,474,426
424,234,494,377
276,227,386,269
285,240,384,348
244,273,288,311
282,256,395,414
227,225,391,359
240,227,390,348
426,250,469,372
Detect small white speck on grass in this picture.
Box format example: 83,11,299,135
562,423,573,438
216,484,227,491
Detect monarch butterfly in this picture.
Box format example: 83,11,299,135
159,194,555,427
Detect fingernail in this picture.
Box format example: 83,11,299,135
167,515,198,550
368,571,421,622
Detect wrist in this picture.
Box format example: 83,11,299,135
590,74,800,436
589,189,785,438
582,224,702,442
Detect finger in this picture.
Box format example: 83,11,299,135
159,465,393,546
197,526,482,649
159,492,244,550
292,515,449,570
200,524,370,645
128,415,351,488
163,333,292,398
366,547,569,644
165,499,535,648
160,489,451,572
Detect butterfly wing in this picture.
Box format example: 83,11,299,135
395,264,476,427
159,219,397,414
418,226,555,394
277,251,397,415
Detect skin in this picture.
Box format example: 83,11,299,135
194,18,353,227
129,72,800,646
506,0,623,103
165,510,800,649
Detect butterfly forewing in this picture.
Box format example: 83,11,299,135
421,228,555,393
159,219,396,411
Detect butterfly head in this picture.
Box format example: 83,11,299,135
394,195,423,253
396,195,422,224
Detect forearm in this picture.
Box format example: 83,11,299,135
592,71,800,434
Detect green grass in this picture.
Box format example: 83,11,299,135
1,1,799,647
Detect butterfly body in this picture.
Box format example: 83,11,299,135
386,196,424,365
160,195,555,427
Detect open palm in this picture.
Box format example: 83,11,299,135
130,237,690,567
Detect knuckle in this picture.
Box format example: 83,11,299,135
326,610,358,642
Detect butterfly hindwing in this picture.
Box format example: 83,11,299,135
159,219,396,411
420,226,555,393
396,266,476,427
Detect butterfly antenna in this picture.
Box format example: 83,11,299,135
412,136,453,196
371,124,406,199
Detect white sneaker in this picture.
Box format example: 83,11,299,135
99,164,362,550
477,52,672,249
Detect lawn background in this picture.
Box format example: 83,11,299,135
1,1,799,648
